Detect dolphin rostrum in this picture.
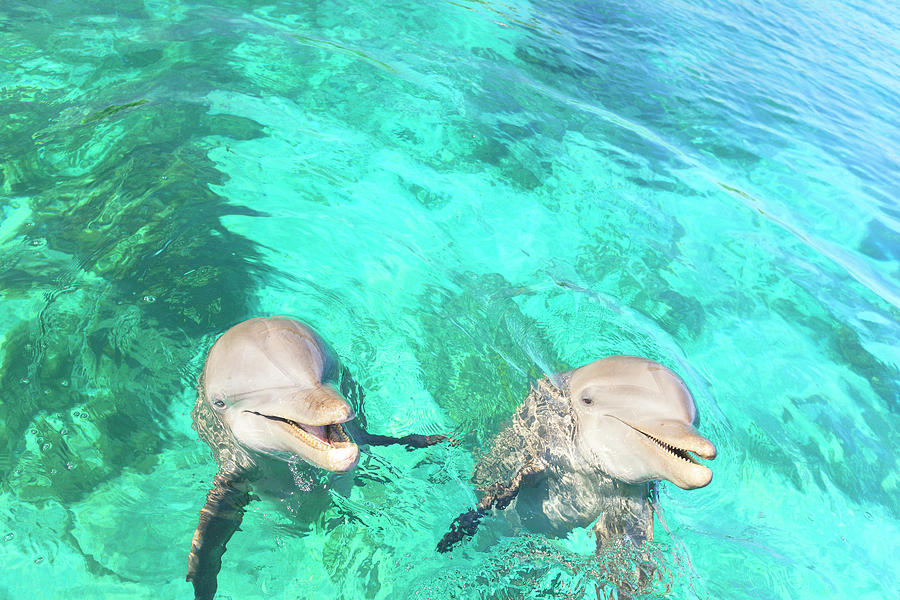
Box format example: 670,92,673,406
437,356,716,583
186,317,443,600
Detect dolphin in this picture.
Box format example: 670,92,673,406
437,355,716,565
186,317,443,600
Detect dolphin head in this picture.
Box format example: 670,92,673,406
202,317,360,472
568,356,716,489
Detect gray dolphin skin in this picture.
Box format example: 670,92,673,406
437,356,717,564
186,317,443,600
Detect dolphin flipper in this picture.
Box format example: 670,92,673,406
352,428,446,449
187,470,252,600
437,458,547,552
336,367,446,449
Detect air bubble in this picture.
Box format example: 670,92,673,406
41,443,51,452
34,556,44,564
61,380,69,387
142,295,156,303
3,533,13,542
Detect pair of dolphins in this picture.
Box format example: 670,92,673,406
186,317,717,599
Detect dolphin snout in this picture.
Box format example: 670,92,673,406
292,385,355,425
628,419,716,460
694,435,717,460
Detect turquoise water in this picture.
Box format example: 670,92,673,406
1,0,898,598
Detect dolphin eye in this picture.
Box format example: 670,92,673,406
581,396,593,406
213,399,226,409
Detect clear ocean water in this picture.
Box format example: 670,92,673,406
1,0,898,598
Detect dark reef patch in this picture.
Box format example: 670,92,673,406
0,17,281,503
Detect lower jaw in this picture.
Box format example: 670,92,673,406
291,439,359,471
667,464,712,490
319,445,360,471
274,421,359,470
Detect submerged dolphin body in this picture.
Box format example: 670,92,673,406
438,356,716,562
187,317,443,600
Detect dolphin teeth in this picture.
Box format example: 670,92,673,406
643,432,696,463
286,421,329,450
326,423,350,444
247,411,354,451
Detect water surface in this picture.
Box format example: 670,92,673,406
1,0,898,598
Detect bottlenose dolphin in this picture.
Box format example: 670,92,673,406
438,355,716,562
187,317,443,600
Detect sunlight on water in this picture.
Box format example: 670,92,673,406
1,0,897,599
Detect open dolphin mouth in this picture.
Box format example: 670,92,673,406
246,411,354,451
637,429,701,464
615,417,716,489
608,415,717,465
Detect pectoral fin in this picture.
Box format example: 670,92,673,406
347,420,446,449
186,470,252,600
437,459,547,553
